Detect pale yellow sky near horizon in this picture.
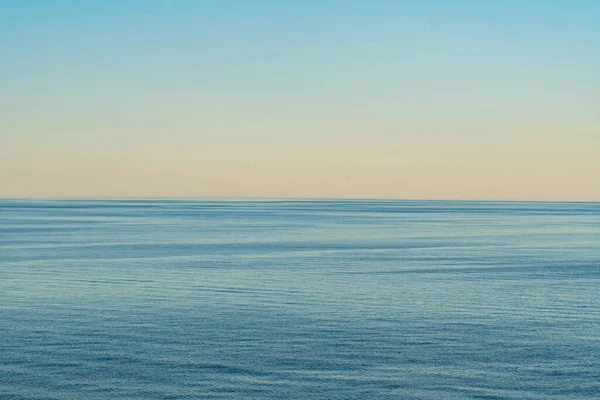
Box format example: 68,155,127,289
2,134,599,200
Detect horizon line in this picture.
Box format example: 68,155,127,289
1,196,599,204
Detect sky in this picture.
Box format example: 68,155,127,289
1,1,599,199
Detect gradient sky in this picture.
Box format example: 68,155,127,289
1,1,599,199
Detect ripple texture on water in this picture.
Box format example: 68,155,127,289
1,199,599,399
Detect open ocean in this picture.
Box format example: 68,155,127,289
1,199,599,399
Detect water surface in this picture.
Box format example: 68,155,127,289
1,199,599,399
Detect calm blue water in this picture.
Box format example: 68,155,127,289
1,199,599,399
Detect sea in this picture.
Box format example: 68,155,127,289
1,199,599,399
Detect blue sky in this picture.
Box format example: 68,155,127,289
1,1,599,198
